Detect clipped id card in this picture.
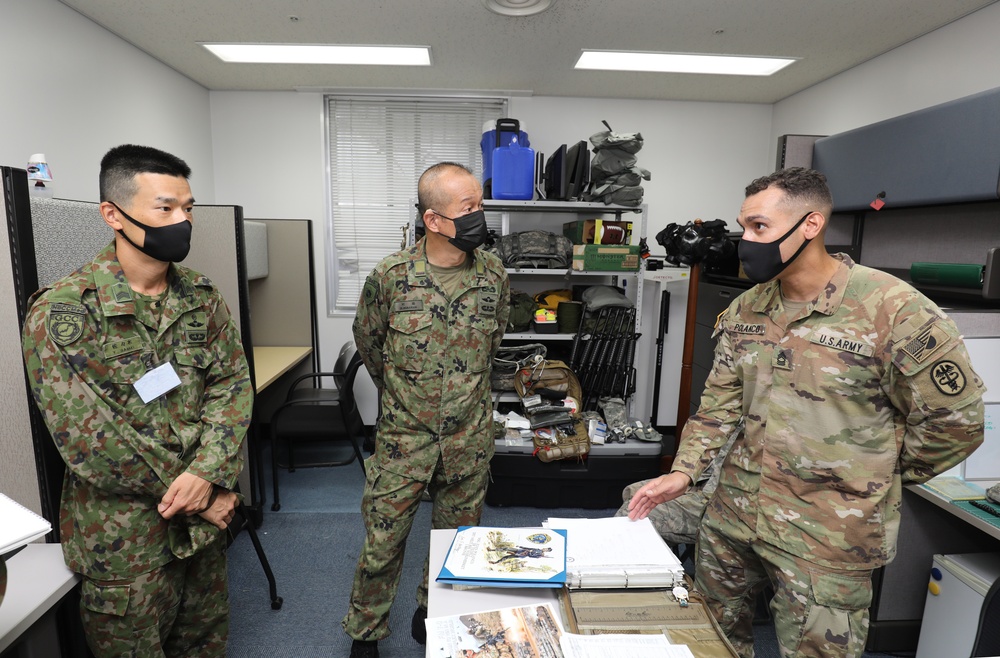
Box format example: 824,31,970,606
134,362,182,404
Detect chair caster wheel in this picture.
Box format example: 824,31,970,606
271,597,284,610
271,502,281,511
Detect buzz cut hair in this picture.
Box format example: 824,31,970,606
416,162,474,216
99,144,191,205
745,167,834,215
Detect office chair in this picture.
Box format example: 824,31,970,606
269,341,368,511
971,576,1000,656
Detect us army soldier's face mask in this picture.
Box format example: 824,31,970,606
435,209,489,253
738,211,812,283
112,202,193,263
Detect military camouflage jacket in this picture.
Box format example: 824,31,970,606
22,242,253,578
353,238,509,482
673,254,984,569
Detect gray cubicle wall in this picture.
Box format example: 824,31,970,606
246,218,318,422
1,173,262,525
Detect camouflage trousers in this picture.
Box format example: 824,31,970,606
614,478,713,545
79,541,229,657
342,457,489,641
695,499,872,658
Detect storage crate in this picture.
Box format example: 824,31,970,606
572,244,641,271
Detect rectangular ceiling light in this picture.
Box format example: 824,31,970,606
202,43,431,66
575,50,795,76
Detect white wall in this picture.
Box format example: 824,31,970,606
0,0,214,202
772,2,1000,144
208,91,773,420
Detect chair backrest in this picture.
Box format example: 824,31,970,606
972,576,1000,657
333,342,364,408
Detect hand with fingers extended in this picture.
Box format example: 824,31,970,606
627,471,693,521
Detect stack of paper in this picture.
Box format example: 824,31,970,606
0,492,51,554
544,516,685,589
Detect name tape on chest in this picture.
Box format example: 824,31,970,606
103,336,143,359
391,300,424,313
809,332,875,357
728,322,766,335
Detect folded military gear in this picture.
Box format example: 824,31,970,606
505,291,538,333
491,342,546,390
489,230,573,270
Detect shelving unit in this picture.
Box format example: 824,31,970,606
410,199,648,412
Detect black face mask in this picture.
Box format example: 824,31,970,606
112,202,192,263
436,209,488,253
737,211,813,284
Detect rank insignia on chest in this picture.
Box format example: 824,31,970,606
479,292,498,317
183,311,208,343
730,322,766,335
48,303,86,346
111,282,133,304
773,349,792,370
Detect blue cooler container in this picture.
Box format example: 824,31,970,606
491,118,535,200
481,118,530,195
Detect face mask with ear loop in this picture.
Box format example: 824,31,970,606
433,209,489,253
111,202,193,263
737,211,813,283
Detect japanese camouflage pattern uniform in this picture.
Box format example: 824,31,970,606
672,254,985,658
22,242,253,657
343,238,509,642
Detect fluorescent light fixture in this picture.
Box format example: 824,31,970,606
575,50,795,76
201,43,431,66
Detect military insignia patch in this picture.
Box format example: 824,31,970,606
184,311,207,329
901,325,946,363
810,331,875,357
48,304,85,346
111,282,133,304
479,292,498,317
362,277,379,305
773,349,792,370
185,330,208,343
930,359,966,396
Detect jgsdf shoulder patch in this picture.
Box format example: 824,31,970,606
930,359,966,396
362,276,379,306
48,302,85,346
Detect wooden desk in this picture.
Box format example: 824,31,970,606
252,346,312,392
0,544,79,655
907,482,1000,543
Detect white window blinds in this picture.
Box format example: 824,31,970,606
325,96,506,313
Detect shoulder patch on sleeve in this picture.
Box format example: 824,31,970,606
362,275,379,305
892,319,959,376
47,303,86,346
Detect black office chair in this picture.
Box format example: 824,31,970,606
971,576,1000,656
269,341,368,511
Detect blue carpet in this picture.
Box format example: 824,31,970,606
227,444,902,658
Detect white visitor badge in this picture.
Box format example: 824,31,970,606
134,362,182,404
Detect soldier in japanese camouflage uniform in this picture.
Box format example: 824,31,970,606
21,145,252,657
343,162,509,658
629,167,985,658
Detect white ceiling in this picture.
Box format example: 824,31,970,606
61,0,997,103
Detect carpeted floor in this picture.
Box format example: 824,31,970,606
226,443,906,658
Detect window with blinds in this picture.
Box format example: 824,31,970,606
325,96,506,313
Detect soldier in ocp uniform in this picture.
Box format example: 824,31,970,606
343,162,510,658
629,168,985,657
22,145,253,657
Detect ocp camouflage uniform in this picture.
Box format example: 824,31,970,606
22,242,253,658
672,254,985,658
343,238,509,641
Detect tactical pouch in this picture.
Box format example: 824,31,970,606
491,343,546,391
490,230,574,270
506,290,538,332
513,359,590,462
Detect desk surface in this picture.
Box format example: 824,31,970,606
427,529,556,620
252,346,312,392
908,482,1000,542
0,543,79,652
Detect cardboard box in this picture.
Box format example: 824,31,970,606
562,219,633,245
572,244,641,271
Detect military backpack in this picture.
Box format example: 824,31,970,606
489,230,573,270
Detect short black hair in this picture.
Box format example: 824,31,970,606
99,144,191,204
416,162,474,216
745,167,833,215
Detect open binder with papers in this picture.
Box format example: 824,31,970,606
0,492,52,555
544,516,686,589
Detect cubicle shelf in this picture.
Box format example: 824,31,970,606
505,268,634,277
484,199,644,215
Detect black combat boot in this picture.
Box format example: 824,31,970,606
411,606,428,644
349,639,379,658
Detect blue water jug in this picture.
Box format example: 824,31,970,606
481,118,530,197
491,118,535,200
